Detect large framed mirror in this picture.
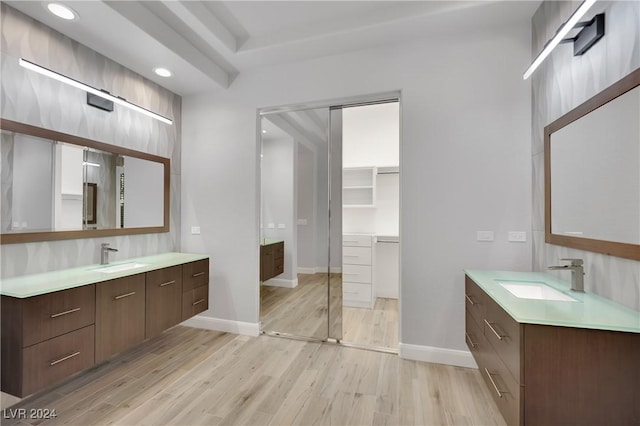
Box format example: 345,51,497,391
0,118,169,244
545,68,640,261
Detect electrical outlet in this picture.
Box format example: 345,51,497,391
508,231,527,242
267,223,275,229
297,218,308,225
477,231,494,242
191,226,201,235
278,224,286,229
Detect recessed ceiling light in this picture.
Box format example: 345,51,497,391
154,67,172,78
47,3,78,21
262,129,267,134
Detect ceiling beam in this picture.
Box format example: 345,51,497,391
265,115,323,153
105,1,230,89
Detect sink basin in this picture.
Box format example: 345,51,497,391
498,281,577,302
93,262,148,274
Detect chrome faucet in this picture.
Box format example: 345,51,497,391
548,258,584,292
100,243,118,265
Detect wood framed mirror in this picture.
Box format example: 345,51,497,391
0,118,170,244
545,68,640,260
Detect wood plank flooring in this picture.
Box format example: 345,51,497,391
1,326,505,426
261,273,399,349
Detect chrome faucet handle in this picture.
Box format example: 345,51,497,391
560,258,583,266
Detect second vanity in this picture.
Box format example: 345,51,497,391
1,252,209,398
465,270,640,426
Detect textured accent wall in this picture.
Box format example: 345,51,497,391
0,4,182,278
531,1,640,309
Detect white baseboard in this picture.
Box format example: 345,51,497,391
182,315,260,337
263,278,298,288
399,343,478,369
297,267,343,274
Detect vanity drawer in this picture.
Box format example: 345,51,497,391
273,243,284,259
182,285,209,320
22,325,95,396
465,276,485,327
21,285,96,347
342,235,372,247
465,308,486,361
342,282,372,303
480,350,521,426
182,259,209,292
342,264,371,284
484,295,522,384
146,266,183,338
343,247,372,265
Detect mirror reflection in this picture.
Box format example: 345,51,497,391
550,85,640,245
0,119,169,243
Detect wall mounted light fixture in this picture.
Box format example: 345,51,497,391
19,58,173,125
523,0,604,80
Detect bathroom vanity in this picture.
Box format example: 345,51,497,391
464,270,640,426
260,239,284,282
1,252,209,397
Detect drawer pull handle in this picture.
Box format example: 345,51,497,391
465,294,476,305
114,291,136,300
344,255,359,257
465,332,478,348
192,272,205,278
484,368,507,398
193,299,206,306
160,280,176,287
50,351,80,366
50,307,81,318
484,319,505,341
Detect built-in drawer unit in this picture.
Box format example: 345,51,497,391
146,265,183,339
465,274,640,425
342,234,374,308
1,254,210,398
182,259,210,320
22,325,95,396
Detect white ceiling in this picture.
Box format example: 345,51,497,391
6,1,541,96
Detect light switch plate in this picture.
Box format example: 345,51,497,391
267,223,275,229
477,231,494,242
297,219,308,225
508,231,527,242
191,226,201,235
278,223,286,229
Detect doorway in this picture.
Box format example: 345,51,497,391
258,94,400,352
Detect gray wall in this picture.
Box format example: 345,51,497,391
182,19,532,352
0,4,181,277
531,1,640,310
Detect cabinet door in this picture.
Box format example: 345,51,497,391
260,245,274,281
95,274,146,362
145,266,183,339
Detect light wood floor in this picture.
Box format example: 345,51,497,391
261,273,399,349
1,326,505,426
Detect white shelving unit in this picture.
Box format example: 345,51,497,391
343,167,376,207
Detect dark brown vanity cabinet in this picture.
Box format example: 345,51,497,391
260,241,284,281
182,259,210,320
1,257,209,397
146,266,183,338
96,274,146,363
465,275,640,426
1,285,96,397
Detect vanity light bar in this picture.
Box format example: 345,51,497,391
523,0,597,80
19,58,173,125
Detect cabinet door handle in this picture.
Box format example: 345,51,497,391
465,332,478,348
160,280,176,287
465,294,476,305
484,368,507,398
50,307,81,318
192,299,206,306
192,272,205,278
114,291,136,300
50,351,80,366
484,319,505,341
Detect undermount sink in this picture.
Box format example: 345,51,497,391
498,280,577,302
93,262,149,274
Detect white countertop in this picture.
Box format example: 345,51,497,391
0,252,209,298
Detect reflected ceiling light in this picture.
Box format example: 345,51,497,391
19,58,172,125
83,161,101,167
154,67,172,78
262,129,267,134
47,3,77,20
523,0,601,80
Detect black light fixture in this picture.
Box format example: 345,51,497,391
523,0,605,80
